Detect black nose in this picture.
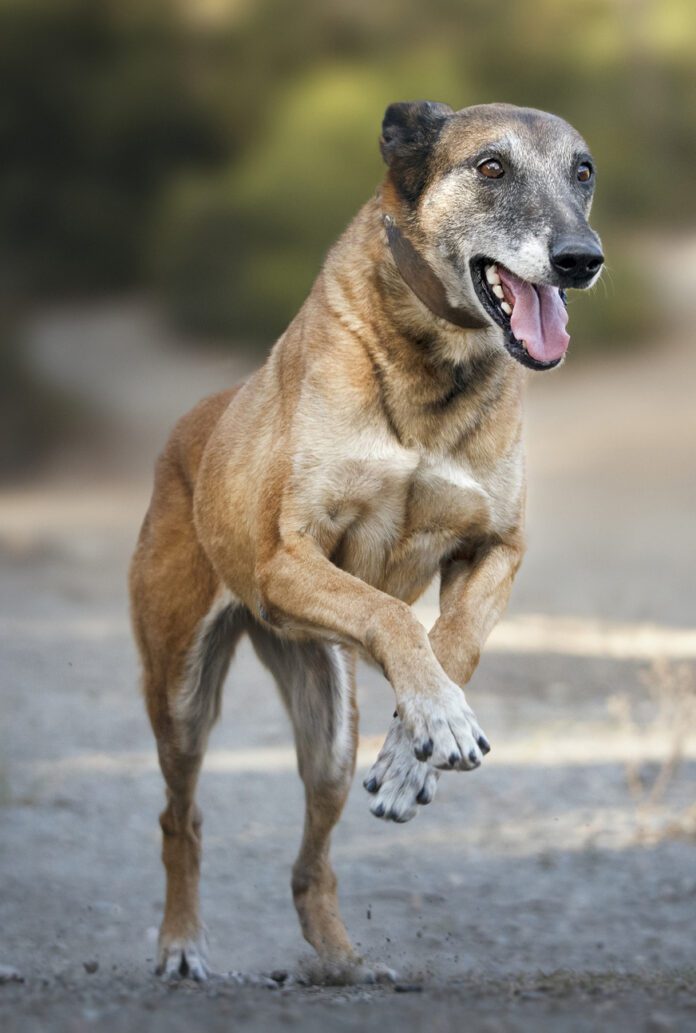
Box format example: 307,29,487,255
550,237,604,284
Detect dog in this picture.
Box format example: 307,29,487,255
129,100,603,982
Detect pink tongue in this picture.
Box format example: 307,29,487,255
496,267,570,364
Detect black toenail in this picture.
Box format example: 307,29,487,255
477,735,491,755
393,710,398,719
416,787,430,804
448,752,460,767
415,738,433,761
468,748,480,767
373,804,385,817
364,777,378,793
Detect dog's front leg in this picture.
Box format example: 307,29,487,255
363,535,523,820
257,534,489,771
429,534,525,690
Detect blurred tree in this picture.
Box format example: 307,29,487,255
0,0,232,294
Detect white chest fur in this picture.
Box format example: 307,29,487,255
293,429,522,600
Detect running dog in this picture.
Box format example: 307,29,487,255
129,101,603,981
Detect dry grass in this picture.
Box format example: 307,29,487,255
608,659,696,843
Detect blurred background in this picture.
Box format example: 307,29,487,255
2,0,696,1020
1,0,695,478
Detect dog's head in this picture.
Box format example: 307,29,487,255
380,101,603,370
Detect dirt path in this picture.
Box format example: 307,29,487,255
1,297,695,1030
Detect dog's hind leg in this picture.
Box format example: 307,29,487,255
130,455,248,980
247,626,366,976
138,593,249,980
151,598,247,980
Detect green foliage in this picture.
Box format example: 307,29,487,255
0,0,231,293
153,65,388,341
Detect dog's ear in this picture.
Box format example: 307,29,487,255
380,101,453,203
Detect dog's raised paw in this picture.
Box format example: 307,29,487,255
157,937,210,982
399,685,488,771
364,716,440,822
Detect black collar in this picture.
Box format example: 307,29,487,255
383,214,488,331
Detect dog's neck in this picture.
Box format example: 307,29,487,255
382,214,488,333
318,197,522,453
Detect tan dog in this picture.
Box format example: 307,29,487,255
129,101,602,981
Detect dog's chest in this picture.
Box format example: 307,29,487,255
297,437,521,601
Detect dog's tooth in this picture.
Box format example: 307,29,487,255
485,265,500,286
492,284,504,299
500,301,512,315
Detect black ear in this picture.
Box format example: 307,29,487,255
380,100,453,203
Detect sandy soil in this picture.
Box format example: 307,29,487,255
1,296,695,1030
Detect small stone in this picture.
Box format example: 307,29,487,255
0,964,23,984
83,960,99,974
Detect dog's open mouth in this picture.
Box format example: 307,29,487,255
470,258,569,371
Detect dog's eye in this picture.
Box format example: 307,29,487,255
477,159,504,179
577,162,593,183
